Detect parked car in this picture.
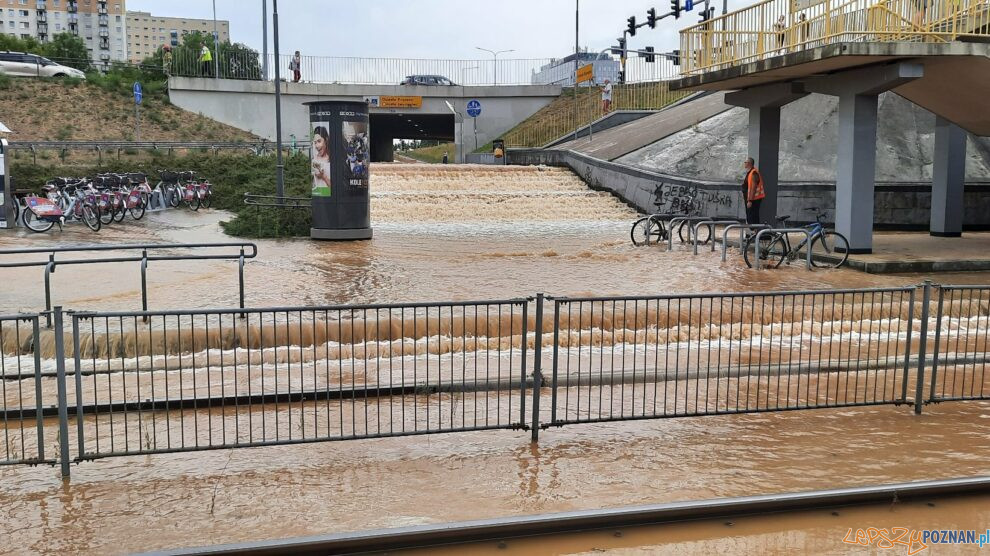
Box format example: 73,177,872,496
401,75,456,86
0,52,87,79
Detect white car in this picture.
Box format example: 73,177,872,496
0,52,86,79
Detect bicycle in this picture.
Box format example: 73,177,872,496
743,208,850,269
630,199,710,246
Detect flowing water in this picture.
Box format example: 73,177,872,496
1,163,990,555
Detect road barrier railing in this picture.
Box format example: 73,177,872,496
0,242,258,325
6,282,990,476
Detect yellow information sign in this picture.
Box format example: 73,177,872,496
378,95,423,109
576,64,594,84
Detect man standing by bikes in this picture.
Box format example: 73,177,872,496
742,157,765,225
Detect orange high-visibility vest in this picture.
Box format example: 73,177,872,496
746,168,766,201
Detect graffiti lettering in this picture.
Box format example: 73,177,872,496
652,183,735,214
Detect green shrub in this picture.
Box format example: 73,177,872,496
0,73,11,90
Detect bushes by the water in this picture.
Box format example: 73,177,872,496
10,151,313,238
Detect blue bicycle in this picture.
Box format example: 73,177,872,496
743,208,850,269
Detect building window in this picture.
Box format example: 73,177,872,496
6,21,13,28
19,0,26,5
18,9,27,15
19,20,27,28
55,23,61,30
53,11,59,18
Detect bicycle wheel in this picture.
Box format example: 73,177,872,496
129,200,146,220
185,190,201,211
630,215,666,246
112,200,127,222
694,223,712,245
810,230,850,268
82,205,101,232
200,188,212,209
743,233,786,269
99,203,114,225
21,209,55,233
167,185,181,208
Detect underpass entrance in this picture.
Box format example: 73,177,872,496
369,113,455,162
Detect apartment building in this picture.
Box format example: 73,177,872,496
126,10,229,63
0,0,127,66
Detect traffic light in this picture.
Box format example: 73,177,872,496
618,70,625,84
647,7,658,28
699,6,713,22
627,16,637,36
670,0,680,19
670,49,681,66
644,46,655,63
618,36,627,55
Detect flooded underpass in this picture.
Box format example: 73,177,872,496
1,164,990,554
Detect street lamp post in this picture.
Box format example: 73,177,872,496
272,0,284,199
212,0,219,79
475,47,514,86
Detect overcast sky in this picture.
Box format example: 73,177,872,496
127,0,750,59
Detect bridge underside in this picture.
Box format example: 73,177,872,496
670,42,990,253
368,113,455,162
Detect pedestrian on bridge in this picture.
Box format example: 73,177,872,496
199,44,213,77
290,51,301,82
742,157,765,225
601,79,613,114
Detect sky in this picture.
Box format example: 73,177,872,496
127,0,751,60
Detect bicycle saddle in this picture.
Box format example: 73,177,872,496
776,215,790,223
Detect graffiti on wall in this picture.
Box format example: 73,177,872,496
652,183,736,215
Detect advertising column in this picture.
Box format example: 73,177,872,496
305,100,373,240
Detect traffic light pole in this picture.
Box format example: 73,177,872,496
574,0,579,142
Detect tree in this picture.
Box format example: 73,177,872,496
42,33,91,71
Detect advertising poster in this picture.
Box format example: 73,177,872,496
310,121,332,197
342,121,370,188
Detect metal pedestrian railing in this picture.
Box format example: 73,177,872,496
5,282,990,476
0,243,258,325
679,0,990,77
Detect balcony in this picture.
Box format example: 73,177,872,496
37,1,46,10
98,29,108,38
67,3,77,13
36,13,47,23
37,23,48,33
68,14,77,22
99,39,109,49
98,15,108,25
100,53,111,61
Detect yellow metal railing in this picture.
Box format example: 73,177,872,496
502,81,689,148
679,0,990,75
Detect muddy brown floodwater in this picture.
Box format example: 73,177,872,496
1,164,989,555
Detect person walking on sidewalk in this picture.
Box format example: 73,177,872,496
742,157,765,225
290,51,301,82
199,44,213,77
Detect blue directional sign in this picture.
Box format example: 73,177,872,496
466,99,482,118
685,0,694,10
133,81,143,104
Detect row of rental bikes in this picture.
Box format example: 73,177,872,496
15,170,213,233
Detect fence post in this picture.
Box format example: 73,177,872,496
531,293,544,442
44,257,55,328
914,281,932,415
52,307,71,478
140,249,149,322
550,299,560,425
239,247,246,314
928,285,945,405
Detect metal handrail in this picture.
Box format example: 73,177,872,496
753,228,814,270
243,193,312,208
667,216,713,251
692,219,742,254
0,242,258,325
721,223,770,261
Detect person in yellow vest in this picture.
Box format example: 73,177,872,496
742,157,765,225
199,44,213,77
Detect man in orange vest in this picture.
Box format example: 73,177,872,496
742,157,766,225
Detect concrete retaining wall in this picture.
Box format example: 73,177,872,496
509,148,990,229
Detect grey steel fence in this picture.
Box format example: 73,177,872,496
8,283,990,476
67,299,530,461
0,314,50,466
540,287,919,430
928,285,990,403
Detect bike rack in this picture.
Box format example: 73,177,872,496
692,220,742,255
0,242,258,326
667,216,713,251
720,224,770,261
753,228,814,270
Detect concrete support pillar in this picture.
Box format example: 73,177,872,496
834,93,879,253
454,120,464,163
804,62,923,254
930,116,966,237
748,106,782,224
726,82,806,225
371,133,394,162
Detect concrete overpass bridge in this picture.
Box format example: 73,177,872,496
671,0,990,253
167,77,561,163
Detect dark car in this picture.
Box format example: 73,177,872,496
401,75,456,86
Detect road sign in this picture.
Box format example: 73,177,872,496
686,0,694,10
133,81,142,104
466,99,482,118
576,64,594,83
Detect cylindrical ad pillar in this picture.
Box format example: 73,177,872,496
305,100,373,240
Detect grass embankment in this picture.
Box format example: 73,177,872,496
0,74,255,142
401,142,456,163
11,152,312,238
